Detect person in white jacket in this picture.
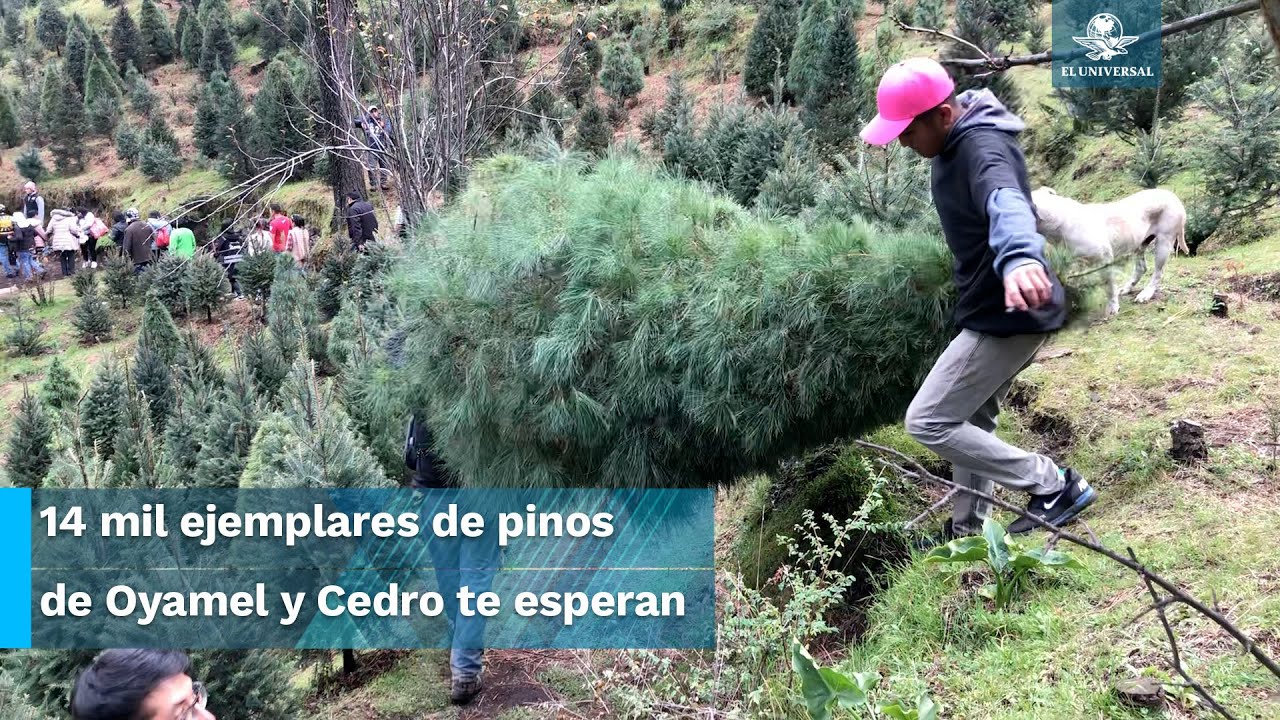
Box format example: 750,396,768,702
76,208,103,268
45,207,83,277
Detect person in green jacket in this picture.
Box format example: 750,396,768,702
169,218,196,258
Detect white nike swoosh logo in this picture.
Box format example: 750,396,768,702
1042,495,1062,511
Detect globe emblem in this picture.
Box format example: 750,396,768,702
1086,13,1123,42
1072,12,1139,61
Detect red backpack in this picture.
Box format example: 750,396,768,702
155,226,170,248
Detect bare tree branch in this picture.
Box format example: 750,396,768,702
902,0,1261,72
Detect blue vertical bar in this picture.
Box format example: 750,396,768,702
0,488,32,648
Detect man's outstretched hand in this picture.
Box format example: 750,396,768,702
1004,263,1053,311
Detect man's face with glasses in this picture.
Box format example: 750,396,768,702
137,674,214,720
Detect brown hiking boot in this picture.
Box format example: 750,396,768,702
450,675,483,705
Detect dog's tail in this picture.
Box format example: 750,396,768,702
1175,224,1189,255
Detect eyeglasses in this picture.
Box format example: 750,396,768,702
177,681,208,720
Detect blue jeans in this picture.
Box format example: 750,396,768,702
16,251,36,279
0,251,13,276
427,517,503,680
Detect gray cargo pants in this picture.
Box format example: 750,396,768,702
905,329,1064,535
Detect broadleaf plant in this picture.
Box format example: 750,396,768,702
924,518,1084,608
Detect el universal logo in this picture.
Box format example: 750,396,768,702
1062,11,1154,77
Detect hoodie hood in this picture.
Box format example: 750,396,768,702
943,89,1025,153
50,208,74,221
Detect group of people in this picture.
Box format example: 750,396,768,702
0,182,113,281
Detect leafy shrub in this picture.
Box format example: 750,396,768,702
792,643,940,720
688,2,742,46
924,518,1083,608
15,145,46,182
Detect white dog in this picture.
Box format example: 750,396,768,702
1031,187,1188,315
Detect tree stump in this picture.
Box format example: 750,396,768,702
1210,293,1229,318
1169,419,1208,463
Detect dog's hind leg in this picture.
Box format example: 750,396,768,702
1135,236,1173,303
1118,252,1146,296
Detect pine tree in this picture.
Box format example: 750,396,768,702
560,38,598,109
642,74,691,151
84,54,124,115
81,360,127,458
16,145,47,182
660,0,685,15
3,650,97,719
237,250,280,319
194,71,249,179
286,0,309,43
177,327,225,392
314,248,356,321
192,355,262,488
756,139,819,215
662,112,709,181
41,356,81,412
104,254,138,306
787,0,830,103
803,9,867,150
573,101,610,157
4,299,47,356
188,252,230,321
109,383,169,487
181,14,203,68
916,0,947,28
599,43,644,105
728,108,798,206
139,0,177,68
39,63,62,144
110,6,143,75
742,0,799,101
138,295,182,363
6,389,54,488
199,5,236,77
259,0,288,58
186,651,303,719
241,358,392,488
0,90,21,148
64,23,90,93
520,82,563,141
139,139,182,182
115,121,144,166
87,93,121,136
146,112,179,152
73,285,113,343
244,328,289,402
161,382,216,480
48,65,89,172
127,65,156,116
251,59,310,178
36,0,67,54
134,344,176,430
175,3,192,59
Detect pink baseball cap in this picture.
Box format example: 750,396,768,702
860,57,956,145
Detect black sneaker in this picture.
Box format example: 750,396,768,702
912,518,960,551
450,675,483,705
1008,468,1098,534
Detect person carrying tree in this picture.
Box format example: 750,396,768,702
860,57,1098,538
343,192,378,252
71,649,216,720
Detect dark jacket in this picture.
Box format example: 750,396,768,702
215,230,245,267
109,220,127,248
931,89,1066,338
13,224,36,252
122,220,155,265
23,193,44,225
345,200,378,244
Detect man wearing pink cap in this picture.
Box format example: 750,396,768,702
862,57,1097,538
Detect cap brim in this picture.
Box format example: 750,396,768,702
860,114,914,146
